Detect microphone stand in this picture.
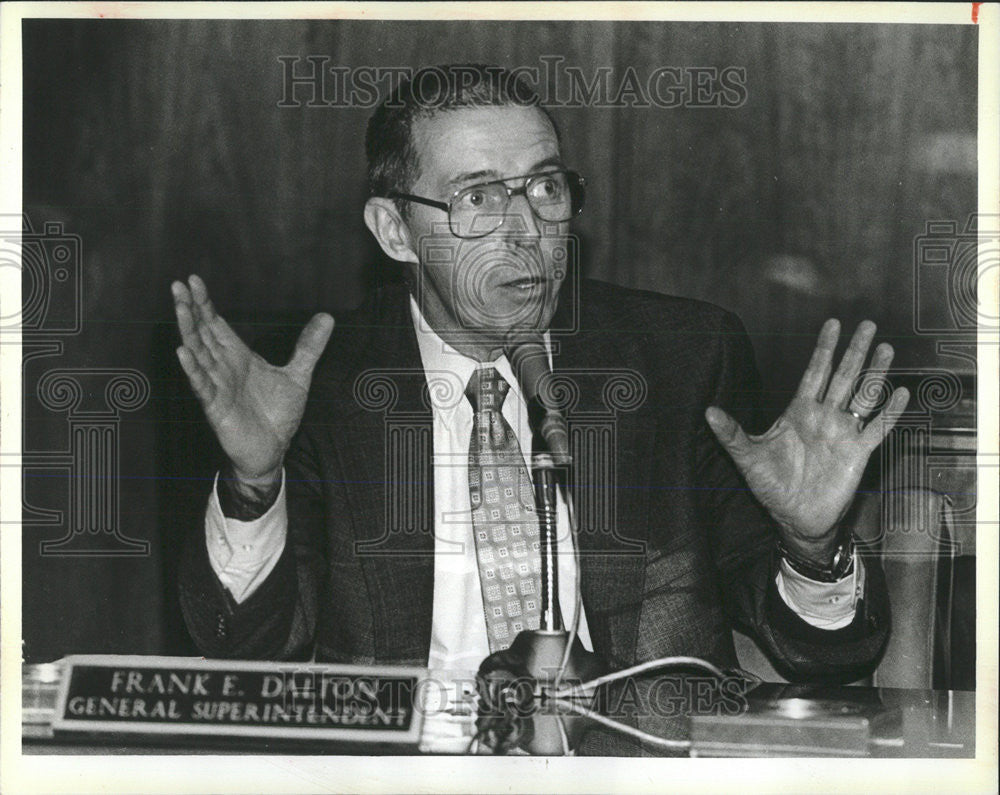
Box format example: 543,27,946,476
475,399,604,755
533,449,562,634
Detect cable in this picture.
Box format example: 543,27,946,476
555,712,571,755
550,484,727,699
553,656,727,699
553,480,583,691
552,698,691,751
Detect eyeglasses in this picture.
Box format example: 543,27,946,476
388,169,586,239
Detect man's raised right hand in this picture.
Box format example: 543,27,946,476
172,274,334,487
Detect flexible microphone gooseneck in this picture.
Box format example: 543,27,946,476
504,332,570,466
504,332,570,633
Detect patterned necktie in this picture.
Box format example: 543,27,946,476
466,366,542,652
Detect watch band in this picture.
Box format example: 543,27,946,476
777,537,856,583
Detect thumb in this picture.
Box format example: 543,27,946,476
287,312,335,378
705,406,753,462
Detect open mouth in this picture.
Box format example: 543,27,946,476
501,276,547,290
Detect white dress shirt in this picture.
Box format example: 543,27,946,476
204,298,864,676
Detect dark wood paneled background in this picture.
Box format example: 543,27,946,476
21,20,977,660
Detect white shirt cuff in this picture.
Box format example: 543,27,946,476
205,470,288,604
775,557,866,630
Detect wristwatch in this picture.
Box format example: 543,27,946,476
777,536,856,583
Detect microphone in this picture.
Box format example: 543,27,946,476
474,334,607,755
505,331,570,634
504,332,570,466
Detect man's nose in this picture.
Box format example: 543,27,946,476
500,192,541,239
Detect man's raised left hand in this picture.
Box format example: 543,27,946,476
706,319,910,566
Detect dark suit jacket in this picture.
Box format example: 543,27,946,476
180,278,890,684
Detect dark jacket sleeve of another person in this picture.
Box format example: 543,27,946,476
697,310,890,683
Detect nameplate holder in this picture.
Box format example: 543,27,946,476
52,655,426,748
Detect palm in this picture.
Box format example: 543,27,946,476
707,319,909,559
172,275,334,478
199,342,314,477
726,396,874,538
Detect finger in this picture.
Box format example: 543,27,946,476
824,320,877,408
848,342,894,418
705,406,753,465
861,387,910,448
794,319,840,401
171,279,191,307
188,274,218,321
287,313,335,379
177,346,216,404
174,281,221,376
188,274,247,356
173,279,218,358
172,280,194,333
181,311,217,373
198,314,224,356
206,311,244,350
174,297,208,354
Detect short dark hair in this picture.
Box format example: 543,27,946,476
365,64,561,205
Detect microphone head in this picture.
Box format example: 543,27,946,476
504,330,571,466
504,331,548,403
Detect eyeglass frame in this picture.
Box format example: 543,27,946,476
386,168,586,239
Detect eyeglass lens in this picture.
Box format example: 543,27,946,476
450,172,582,238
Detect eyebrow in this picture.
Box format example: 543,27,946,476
445,156,566,190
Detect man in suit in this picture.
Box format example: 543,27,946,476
173,65,908,688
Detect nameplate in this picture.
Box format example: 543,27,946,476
52,655,426,746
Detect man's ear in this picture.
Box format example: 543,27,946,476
364,197,419,264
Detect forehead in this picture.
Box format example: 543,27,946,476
410,105,561,193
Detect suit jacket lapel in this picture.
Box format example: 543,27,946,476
333,283,436,663
329,279,652,666
552,283,651,666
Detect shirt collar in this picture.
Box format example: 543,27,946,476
408,296,551,417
